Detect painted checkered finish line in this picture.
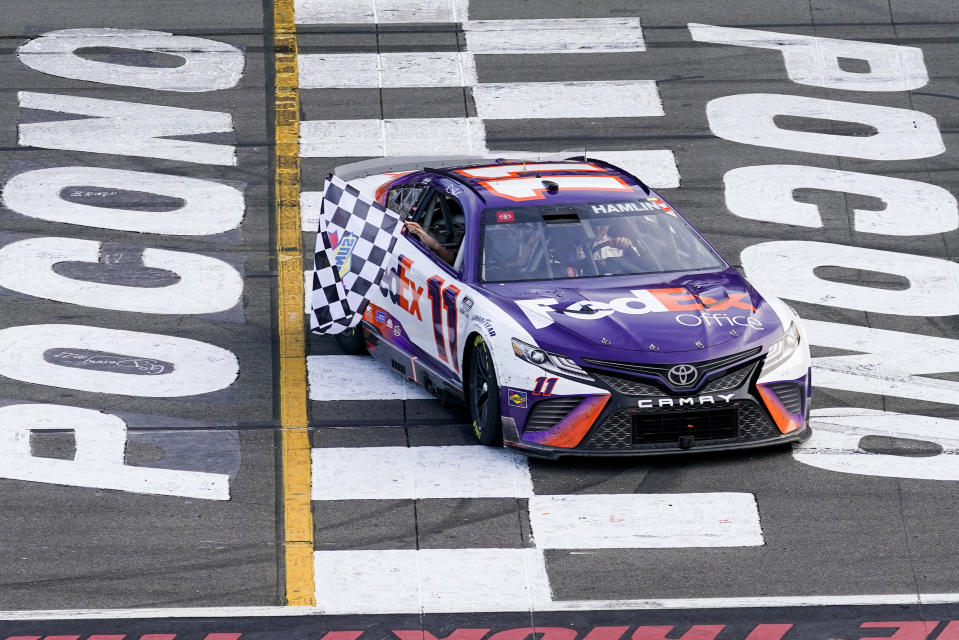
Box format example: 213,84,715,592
0,0,956,622
299,0,959,617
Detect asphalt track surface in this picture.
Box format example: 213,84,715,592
0,0,958,637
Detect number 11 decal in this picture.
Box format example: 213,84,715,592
427,276,460,371
532,376,557,396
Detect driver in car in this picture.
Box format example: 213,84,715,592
591,221,652,272
404,220,455,265
592,222,636,258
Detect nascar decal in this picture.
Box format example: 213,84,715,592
507,389,528,409
517,288,758,328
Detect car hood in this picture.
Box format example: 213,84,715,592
479,270,782,354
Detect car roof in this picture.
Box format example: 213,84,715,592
432,159,651,210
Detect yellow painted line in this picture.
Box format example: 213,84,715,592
273,0,314,606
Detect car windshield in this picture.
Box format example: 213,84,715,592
479,198,725,282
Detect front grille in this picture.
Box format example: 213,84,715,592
700,362,757,393
583,411,632,449
582,347,761,391
633,408,738,444
582,399,780,450
592,372,662,396
525,397,581,432
592,361,757,397
765,381,804,414
739,401,779,440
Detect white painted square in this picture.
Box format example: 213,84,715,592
589,150,681,189
300,118,487,157
528,493,764,549
299,52,477,89
383,117,487,155
295,0,469,24
311,445,533,500
379,52,477,87
301,119,386,157
464,18,646,54
474,80,663,120
307,355,433,401
298,54,380,88
314,548,550,614
301,192,324,234
295,0,375,23
374,0,469,23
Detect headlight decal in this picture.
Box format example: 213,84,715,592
511,338,594,381
760,320,801,376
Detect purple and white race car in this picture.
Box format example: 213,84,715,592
332,157,812,457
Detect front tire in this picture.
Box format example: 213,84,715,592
467,336,502,446
334,326,367,354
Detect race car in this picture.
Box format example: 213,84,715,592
326,156,812,457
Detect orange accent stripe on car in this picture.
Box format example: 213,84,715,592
757,385,801,434
524,394,610,448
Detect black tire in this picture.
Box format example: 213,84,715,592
467,336,503,446
334,326,367,354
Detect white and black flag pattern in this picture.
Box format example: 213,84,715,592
310,174,402,334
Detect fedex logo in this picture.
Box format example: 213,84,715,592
379,255,424,321
517,288,755,329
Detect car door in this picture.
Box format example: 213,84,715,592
398,187,469,379
363,181,428,347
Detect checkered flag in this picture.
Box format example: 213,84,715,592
310,174,402,335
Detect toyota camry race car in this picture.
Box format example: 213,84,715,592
317,157,812,458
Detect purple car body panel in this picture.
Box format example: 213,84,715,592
476,272,777,357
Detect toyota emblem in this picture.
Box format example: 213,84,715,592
667,364,698,386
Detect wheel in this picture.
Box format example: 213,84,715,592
467,336,503,446
334,325,367,354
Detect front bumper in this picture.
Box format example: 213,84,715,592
503,357,811,459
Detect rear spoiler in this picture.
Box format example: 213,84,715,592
333,156,500,181
333,152,649,194
562,155,650,195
